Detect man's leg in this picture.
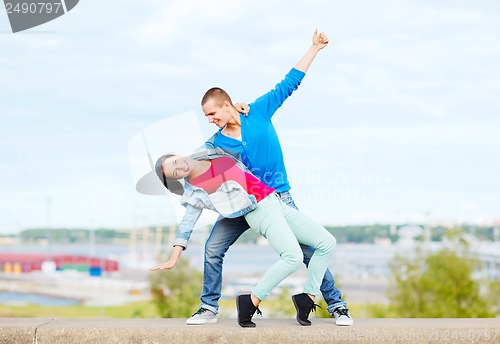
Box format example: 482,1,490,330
277,190,352,325
300,244,346,311
199,216,249,314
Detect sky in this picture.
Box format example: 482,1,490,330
1,0,499,234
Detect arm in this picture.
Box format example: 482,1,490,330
294,29,329,73
149,245,183,270
149,203,202,271
247,30,328,120
172,202,203,249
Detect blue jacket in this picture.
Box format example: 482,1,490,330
205,68,305,192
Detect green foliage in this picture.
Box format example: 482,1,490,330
314,299,332,318
14,223,496,244
267,286,296,317
0,300,158,318
363,303,395,318
486,279,500,315
18,228,129,244
388,246,495,318
148,256,203,318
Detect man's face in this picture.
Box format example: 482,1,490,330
202,98,231,128
162,155,194,179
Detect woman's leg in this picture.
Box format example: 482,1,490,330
244,194,303,302
278,191,347,313
281,203,337,297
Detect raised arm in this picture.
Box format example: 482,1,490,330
294,29,329,73
238,29,329,120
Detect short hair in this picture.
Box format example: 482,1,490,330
154,154,185,196
201,87,233,107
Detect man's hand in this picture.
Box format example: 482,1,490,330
312,29,329,51
234,102,250,116
149,259,177,271
294,29,329,73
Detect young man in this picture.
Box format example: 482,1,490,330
189,29,353,326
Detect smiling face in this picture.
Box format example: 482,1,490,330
161,155,194,180
202,98,232,128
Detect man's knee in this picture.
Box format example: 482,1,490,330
204,240,227,261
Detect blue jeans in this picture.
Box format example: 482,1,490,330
200,190,347,314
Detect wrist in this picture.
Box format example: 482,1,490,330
309,45,321,54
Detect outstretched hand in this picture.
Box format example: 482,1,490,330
312,29,329,50
149,260,176,271
294,29,329,73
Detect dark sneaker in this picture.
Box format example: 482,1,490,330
186,308,217,325
292,293,319,326
332,306,353,326
236,294,262,327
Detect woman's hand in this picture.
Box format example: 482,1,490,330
149,259,177,271
149,245,184,271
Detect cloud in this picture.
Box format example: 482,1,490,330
133,1,243,47
1,0,500,232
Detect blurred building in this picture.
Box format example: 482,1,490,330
0,254,118,276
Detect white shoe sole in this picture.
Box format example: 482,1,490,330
335,318,353,326
186,317,217,325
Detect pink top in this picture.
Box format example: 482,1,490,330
189,157,274,203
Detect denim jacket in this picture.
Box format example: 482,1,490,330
173,148,262,249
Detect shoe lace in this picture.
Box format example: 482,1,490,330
191,308,210,317
255,307,263,317
334,307,349,317
311,303,322,313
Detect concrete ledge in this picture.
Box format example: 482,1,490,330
1,318,499,344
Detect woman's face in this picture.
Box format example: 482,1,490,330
161,155,195,179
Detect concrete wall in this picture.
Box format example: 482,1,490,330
1,318,499,344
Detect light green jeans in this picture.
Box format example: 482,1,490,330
244,193,337,301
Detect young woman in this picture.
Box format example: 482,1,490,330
149,148,336,327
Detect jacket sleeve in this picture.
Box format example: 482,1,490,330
173,203,203,250
249,68,305,120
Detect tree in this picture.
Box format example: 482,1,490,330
388,245,494,317
487,279,500,316
268,286,296,318
149,256,203,318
